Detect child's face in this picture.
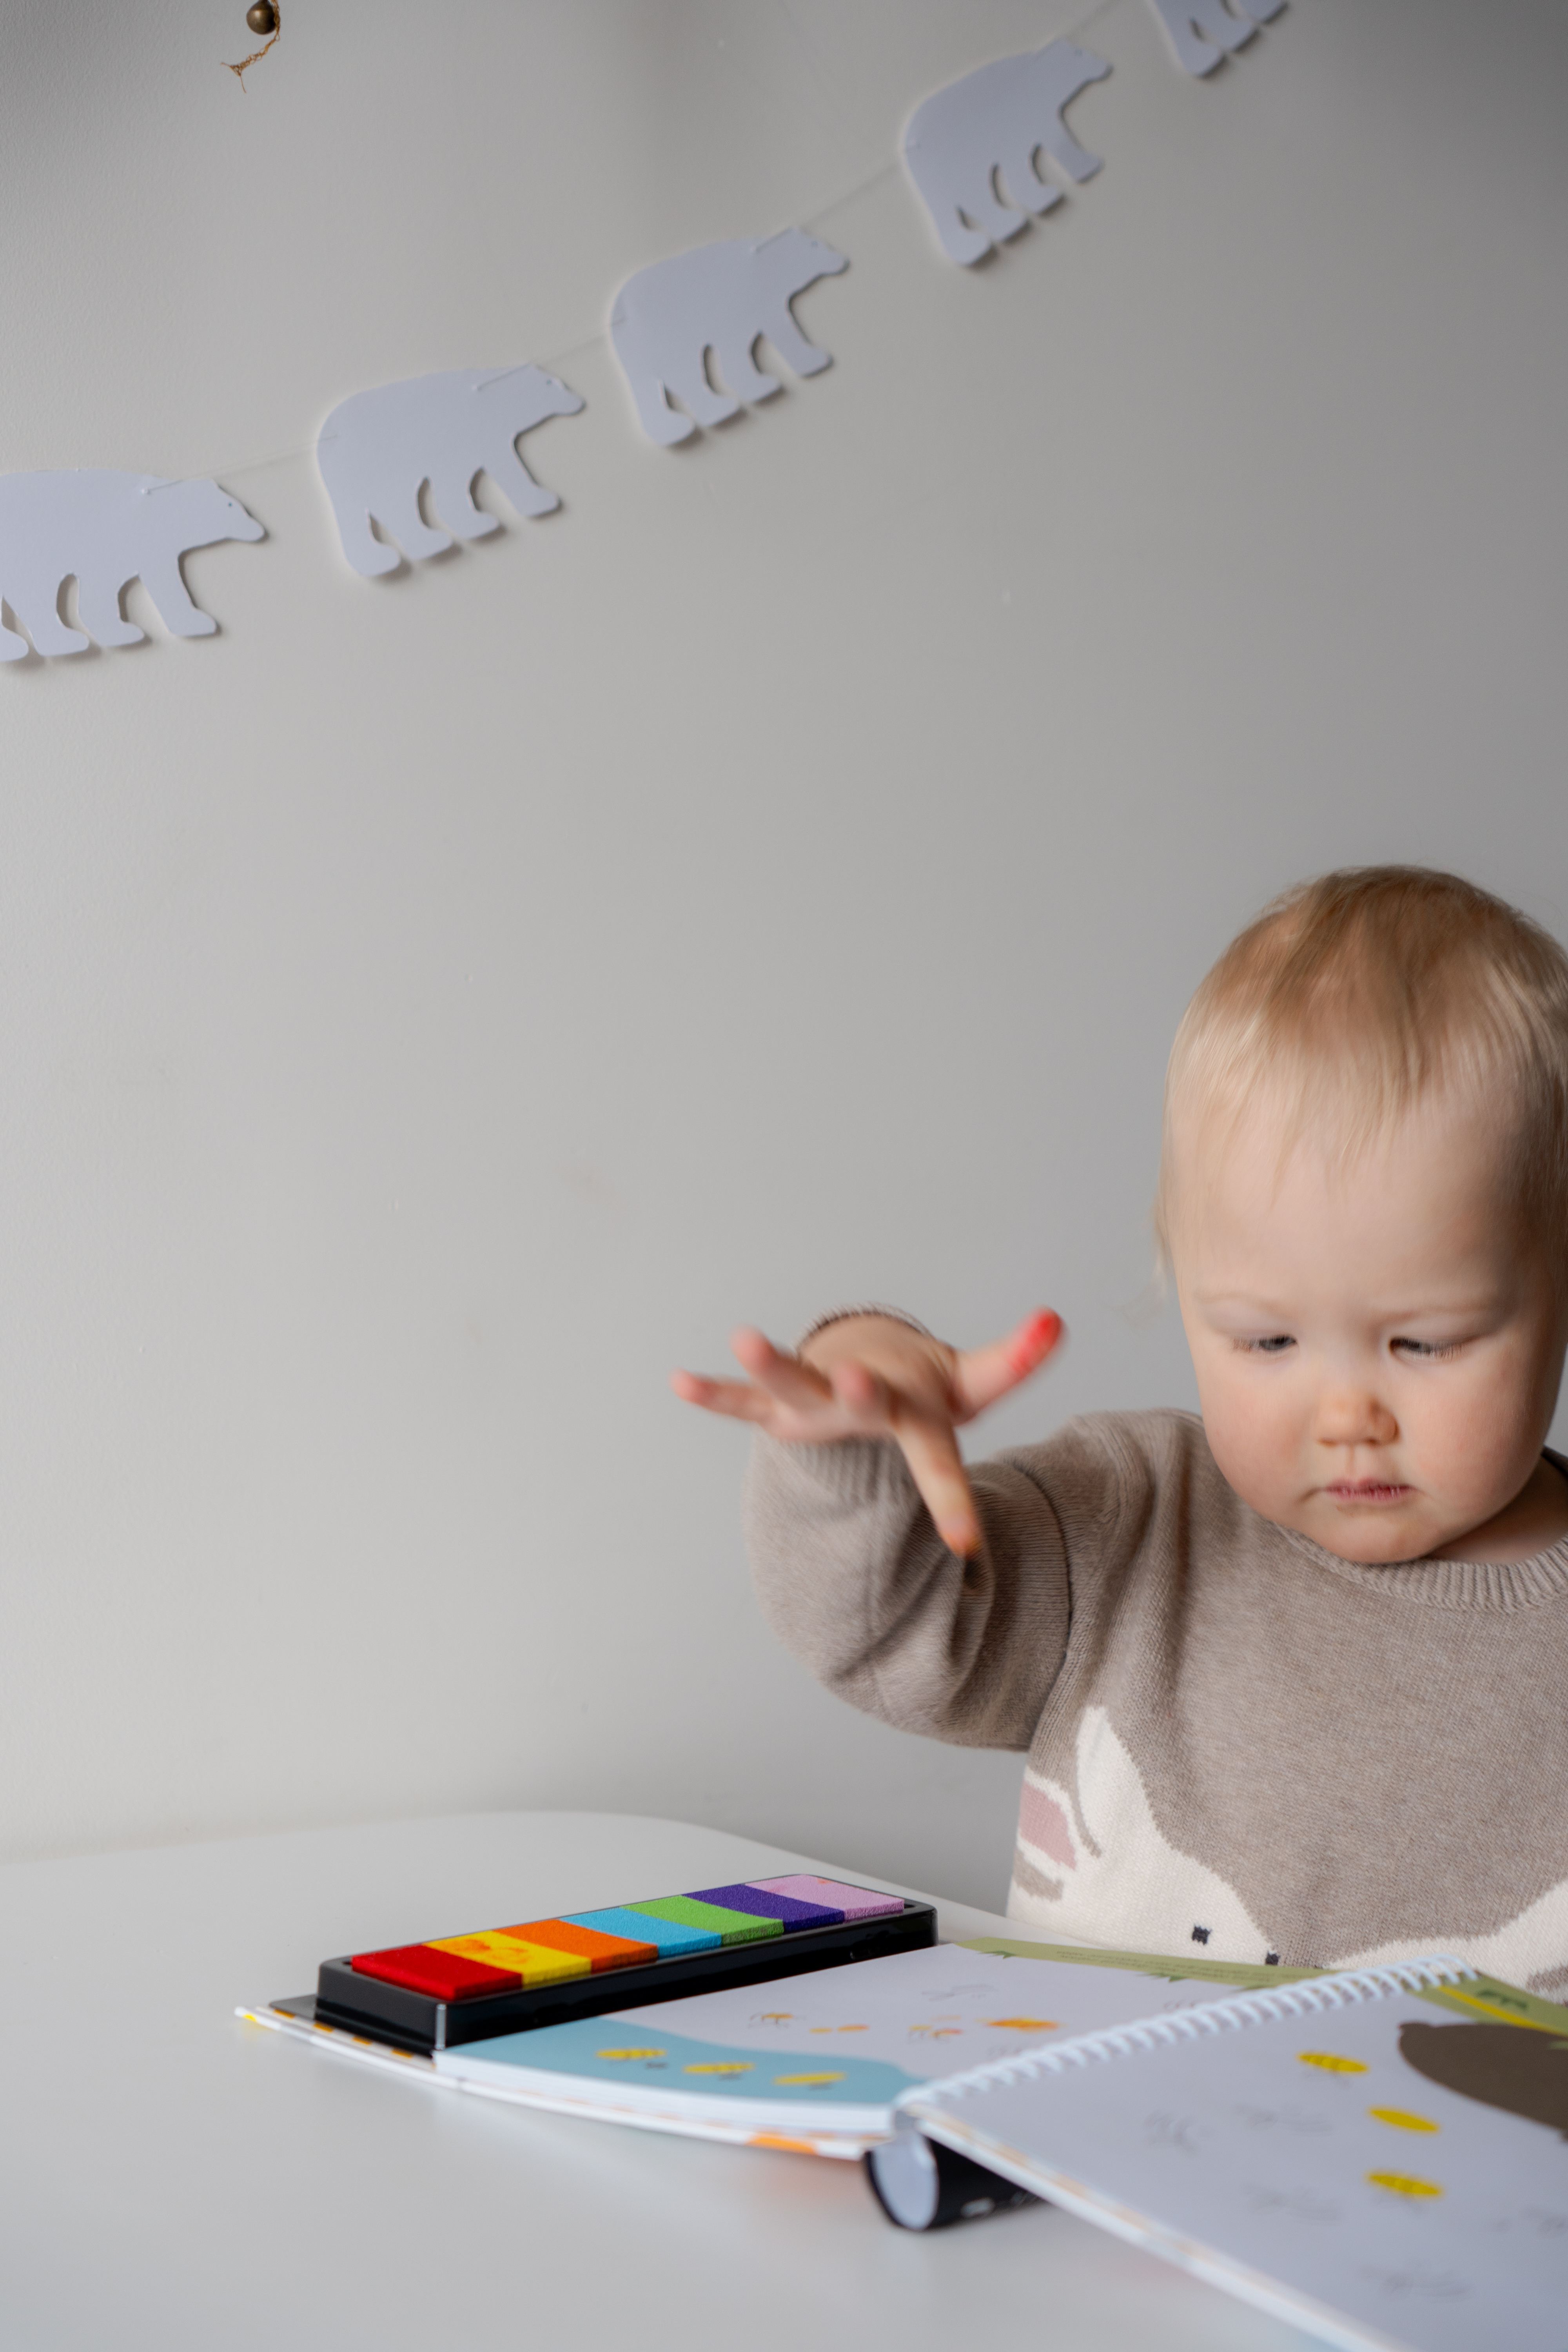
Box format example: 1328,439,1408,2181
1171,1091,1568,1563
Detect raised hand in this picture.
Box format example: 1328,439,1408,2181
671,1309,1063,1557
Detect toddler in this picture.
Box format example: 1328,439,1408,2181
675,868,1568,1992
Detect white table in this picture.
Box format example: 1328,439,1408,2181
0,1812,1318,2350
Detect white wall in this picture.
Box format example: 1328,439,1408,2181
2,0,1565,1906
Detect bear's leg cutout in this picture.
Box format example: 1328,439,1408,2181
1041,125,1104,185
490,446,559,519
0,611,28,660
966,178,1029,249
335,504,402,578
12,580,90,657
764,308,832,378
669,364,741,431
631,375,695,445
715,338,780,405
932,203,996,268
380,491,453,565
77,575,145,649
140,560,217,638
1001,148,1065,217
429,472,499,541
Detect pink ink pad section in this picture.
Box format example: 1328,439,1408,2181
747,1875,904,1921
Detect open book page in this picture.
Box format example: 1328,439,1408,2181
905,1978,1568,2352
421,1940,1277,2151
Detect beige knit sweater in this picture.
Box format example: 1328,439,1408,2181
743,1410,1568,1995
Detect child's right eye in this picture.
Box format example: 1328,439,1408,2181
1238,1334,1296,1355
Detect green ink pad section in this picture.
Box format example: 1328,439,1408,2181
632,1895,784,1947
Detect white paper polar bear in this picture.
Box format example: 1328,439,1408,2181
0,470,263,661
316,365,585,577
902,41,1112,267
610,229,849,447
1147,0,1285,79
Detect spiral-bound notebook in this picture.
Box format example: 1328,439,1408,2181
898,1957,1568,2352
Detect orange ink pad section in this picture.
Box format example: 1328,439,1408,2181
350,1944,522,2002
504,1918,660,1973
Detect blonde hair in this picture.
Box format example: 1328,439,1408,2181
1155,867,1568,1258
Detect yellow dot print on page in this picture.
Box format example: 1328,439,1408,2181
684,2062,753,2075
1298,2052,1369,2074
597,2048,666,2061
1369,2108,1440,2133
983,2018,1059,2032
775,2071,846,2086
1368,2172,1443,2198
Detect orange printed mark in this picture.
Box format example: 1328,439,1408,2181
775,2071,846,2086
983,2017,1059,2032
1370,2108,1440,2134
757,2013,795,2023
1298,2052,1369,2074
750,2134,818,2153
1368,2172,1443,2198
1007,1311,1061,1379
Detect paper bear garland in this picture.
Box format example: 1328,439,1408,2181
5,2,1288,664
1147,0,1285,78
316,365,585,577
610,231,848,446
902,40,1112,267
0,470,264,661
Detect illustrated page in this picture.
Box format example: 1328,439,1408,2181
934,1992,1568,2352
440,1943,1250,2113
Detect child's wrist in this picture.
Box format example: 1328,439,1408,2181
795,1303,932,1351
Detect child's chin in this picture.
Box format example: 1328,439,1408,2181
1304,1507,1435,1565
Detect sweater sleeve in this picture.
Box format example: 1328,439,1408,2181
741,1430,1079,1751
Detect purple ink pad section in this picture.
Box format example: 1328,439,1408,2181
746,1876,906,1922
686,1883,846,1932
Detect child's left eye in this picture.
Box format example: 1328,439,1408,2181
1391,1338,1461,1360
1239,1335,1295,1355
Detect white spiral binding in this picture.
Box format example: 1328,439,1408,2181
901,1955,1476,2111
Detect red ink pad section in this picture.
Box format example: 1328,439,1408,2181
746,1876,905,1921
689,1882,846,1931
349,1944,522,2002
505,1918,659,1973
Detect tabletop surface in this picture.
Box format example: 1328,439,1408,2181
0,1810,1319,2352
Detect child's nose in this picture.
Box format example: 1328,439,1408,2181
1314,1386,1398,1448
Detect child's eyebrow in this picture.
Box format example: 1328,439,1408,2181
1188,1292,1296,1316
1192,1288,1508,1320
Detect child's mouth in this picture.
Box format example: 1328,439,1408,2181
1324,1481,1413,1504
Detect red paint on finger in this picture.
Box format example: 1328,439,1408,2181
1006,1310,1062,1379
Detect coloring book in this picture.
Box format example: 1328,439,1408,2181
896,1956,1568,2352
240,1935,1310,2159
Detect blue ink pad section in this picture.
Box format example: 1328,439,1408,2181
564,1905,722,1957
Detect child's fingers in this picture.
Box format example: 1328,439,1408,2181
729,1325,835,1413
827,1356,899,1434
669,1368,775,1422
955,1309,1064,1417
896,1415,982,1557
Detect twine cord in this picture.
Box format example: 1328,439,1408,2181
225,5,281,92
